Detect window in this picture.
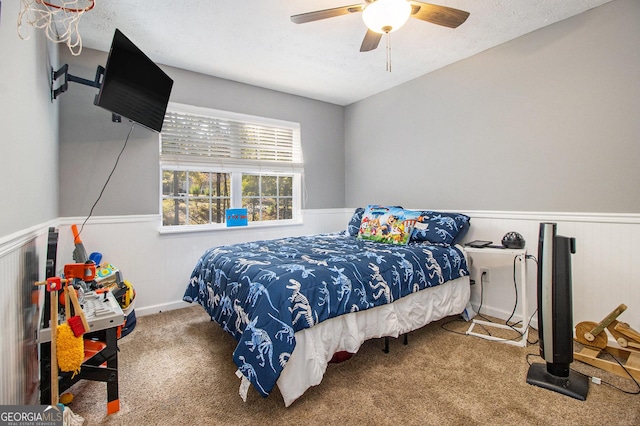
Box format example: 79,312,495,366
242,174,293,221
160,103,303,229
162,170,231,226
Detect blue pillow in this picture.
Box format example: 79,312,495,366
451,220,470,245
411,211,471,246
347,207,365,236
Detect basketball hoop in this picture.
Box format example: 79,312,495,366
18,0,96,56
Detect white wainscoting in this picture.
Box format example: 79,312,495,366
460,210,640,331
0,224,51,404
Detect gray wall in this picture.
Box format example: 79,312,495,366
8,0,640,227
58,49,346,217
0,0,59,238
345,0,640,213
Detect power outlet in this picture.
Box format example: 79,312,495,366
480,268,490,283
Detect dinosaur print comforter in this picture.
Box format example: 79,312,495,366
183,232,469,398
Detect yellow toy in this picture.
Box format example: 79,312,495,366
60,392,74,405
56,323,84,375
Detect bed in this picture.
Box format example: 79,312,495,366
183,206,471,406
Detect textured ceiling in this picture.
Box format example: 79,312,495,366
74,0,613,106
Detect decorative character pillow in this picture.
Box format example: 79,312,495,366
358,205,421,245
411,211,471,246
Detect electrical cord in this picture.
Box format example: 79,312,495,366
506,255,537,325
468,272,497,337
440,318,469,336
525,309,539,345
443,253,539,343
526,346,640,395
476,271,493,324
504,255,520,326
596,347,640,395
502,255,540,340
474,254,527,341
440,271,493,336
78,123,134,236
523,255,539,345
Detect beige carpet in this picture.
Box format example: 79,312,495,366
65,306,639,425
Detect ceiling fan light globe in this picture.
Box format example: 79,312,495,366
362,0,412,34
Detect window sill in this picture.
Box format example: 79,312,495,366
157,219,304,236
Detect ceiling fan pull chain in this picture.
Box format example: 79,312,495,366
386,32,391,72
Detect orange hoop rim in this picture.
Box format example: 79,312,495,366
38,0,95,13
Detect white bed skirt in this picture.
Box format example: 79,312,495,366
275,275,471,406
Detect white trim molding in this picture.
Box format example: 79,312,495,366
0,220,58,258
460,210,640,225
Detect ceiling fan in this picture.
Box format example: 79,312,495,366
291,0,470,52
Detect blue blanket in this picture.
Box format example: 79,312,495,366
183,232,468,397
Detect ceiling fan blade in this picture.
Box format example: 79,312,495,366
291,4,365,24
409,2,470,28
360,29,382,52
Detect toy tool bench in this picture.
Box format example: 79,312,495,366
37,228,125,415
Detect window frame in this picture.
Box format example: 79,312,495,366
159,102,303,233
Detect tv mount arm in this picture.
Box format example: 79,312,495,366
51,64,121,123
51,63,105,100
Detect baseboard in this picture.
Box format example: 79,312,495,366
134,300,193,317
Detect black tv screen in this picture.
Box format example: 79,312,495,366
95,29,173,133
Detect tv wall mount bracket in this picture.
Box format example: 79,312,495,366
51,63,105,100
50,64,121,123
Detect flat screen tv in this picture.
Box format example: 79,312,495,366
526,222,588,400
95,29,173,133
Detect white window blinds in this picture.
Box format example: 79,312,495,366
161,105,302,170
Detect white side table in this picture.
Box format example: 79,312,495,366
463,246,529,347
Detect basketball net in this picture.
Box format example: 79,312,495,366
17,0,95,56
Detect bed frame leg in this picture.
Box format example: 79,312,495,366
383,334,409,353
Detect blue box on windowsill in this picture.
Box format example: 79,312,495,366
226,208,248,227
